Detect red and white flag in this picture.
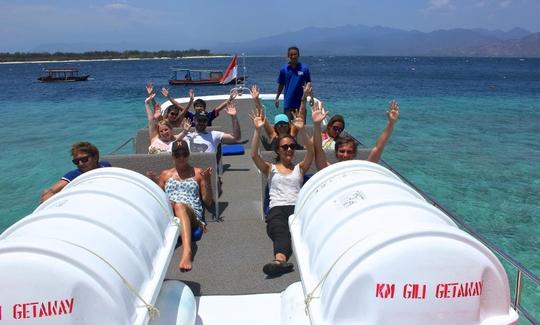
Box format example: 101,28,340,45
220,55,238,84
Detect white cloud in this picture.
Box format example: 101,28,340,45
427,0,455,11
499,0,511,8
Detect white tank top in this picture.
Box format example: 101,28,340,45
268,164,303,209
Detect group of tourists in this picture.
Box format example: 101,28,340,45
39,46,399,276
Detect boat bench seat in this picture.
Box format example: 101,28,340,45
258,149,372,219
103,152,221,221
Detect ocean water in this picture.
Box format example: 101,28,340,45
0,56,539,315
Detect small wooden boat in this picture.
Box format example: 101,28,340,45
38,68,90,82
169,55,245,86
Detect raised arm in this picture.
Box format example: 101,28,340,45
311,101,330,170
162,87,193,115
291,111,314,174
368,100,400,163
145,93,159,140
221,102,241,143
213,88,238,113
251,85,276,139
298,82,312,123
249,109,271,175
173,118,192,141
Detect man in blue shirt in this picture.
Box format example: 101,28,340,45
275,46,311,120
40,142,111,202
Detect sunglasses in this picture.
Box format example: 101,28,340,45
280,144,296,151
72,155,90,165
168,112,179,117
332,126,344,133
275,122,289,127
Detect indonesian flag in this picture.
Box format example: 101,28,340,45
220,55,238,84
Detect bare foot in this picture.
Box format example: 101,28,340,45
179,252,192,272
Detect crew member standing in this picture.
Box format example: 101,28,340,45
275,46,312,120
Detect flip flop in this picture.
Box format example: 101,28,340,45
263,260,294,276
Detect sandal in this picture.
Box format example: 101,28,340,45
263,260,294,276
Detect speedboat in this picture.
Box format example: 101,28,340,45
0,86,536,324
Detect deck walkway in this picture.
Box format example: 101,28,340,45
165,153,300,296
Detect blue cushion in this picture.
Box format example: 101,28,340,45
192,226,204,241
222,144,245,156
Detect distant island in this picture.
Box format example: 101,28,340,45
0,49,226,63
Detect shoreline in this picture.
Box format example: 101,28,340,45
0,55,235,65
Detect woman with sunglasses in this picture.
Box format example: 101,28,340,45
250,108,314,276
320,114,345,150
145,93,192,154
153,140,213,272
40,142,111,203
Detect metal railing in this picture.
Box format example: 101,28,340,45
376,155,539,324
107,137,134,155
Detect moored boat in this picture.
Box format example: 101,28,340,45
37,68,90,82
169,55,245,85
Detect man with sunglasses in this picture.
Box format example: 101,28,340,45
40,142,111,202
312,100,400,170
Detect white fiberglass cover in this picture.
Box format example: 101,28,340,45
0,168,181,325
289,160,518,325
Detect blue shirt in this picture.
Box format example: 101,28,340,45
277,62,311,110
62,161,111,182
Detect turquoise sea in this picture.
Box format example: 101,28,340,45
0,56,538,318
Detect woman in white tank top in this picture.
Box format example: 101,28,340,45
250,101,314,277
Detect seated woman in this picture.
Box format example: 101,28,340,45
145,94,191,154
40,142,111,202
153,140,213,272
250,108,314,276
313,100,400,170
251,84,304,150
320,114,345,150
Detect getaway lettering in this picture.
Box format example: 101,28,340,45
1,298,75,320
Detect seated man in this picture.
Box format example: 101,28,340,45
185,102,241,153
312,100,400,170
164,88,237,127
40,142,111,202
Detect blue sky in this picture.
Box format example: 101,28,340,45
1,0,539,52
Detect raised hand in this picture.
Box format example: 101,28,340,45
161,87,169,98
229,88,238,101
146,83,154,95
181,118,191,132
201,167,213,182
291,110,305,130
311,100,328,124
224,101,237,116
250,85,259,99
387,100,400,124
302,82,312,101
249,109,265,130
188,89,195,101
